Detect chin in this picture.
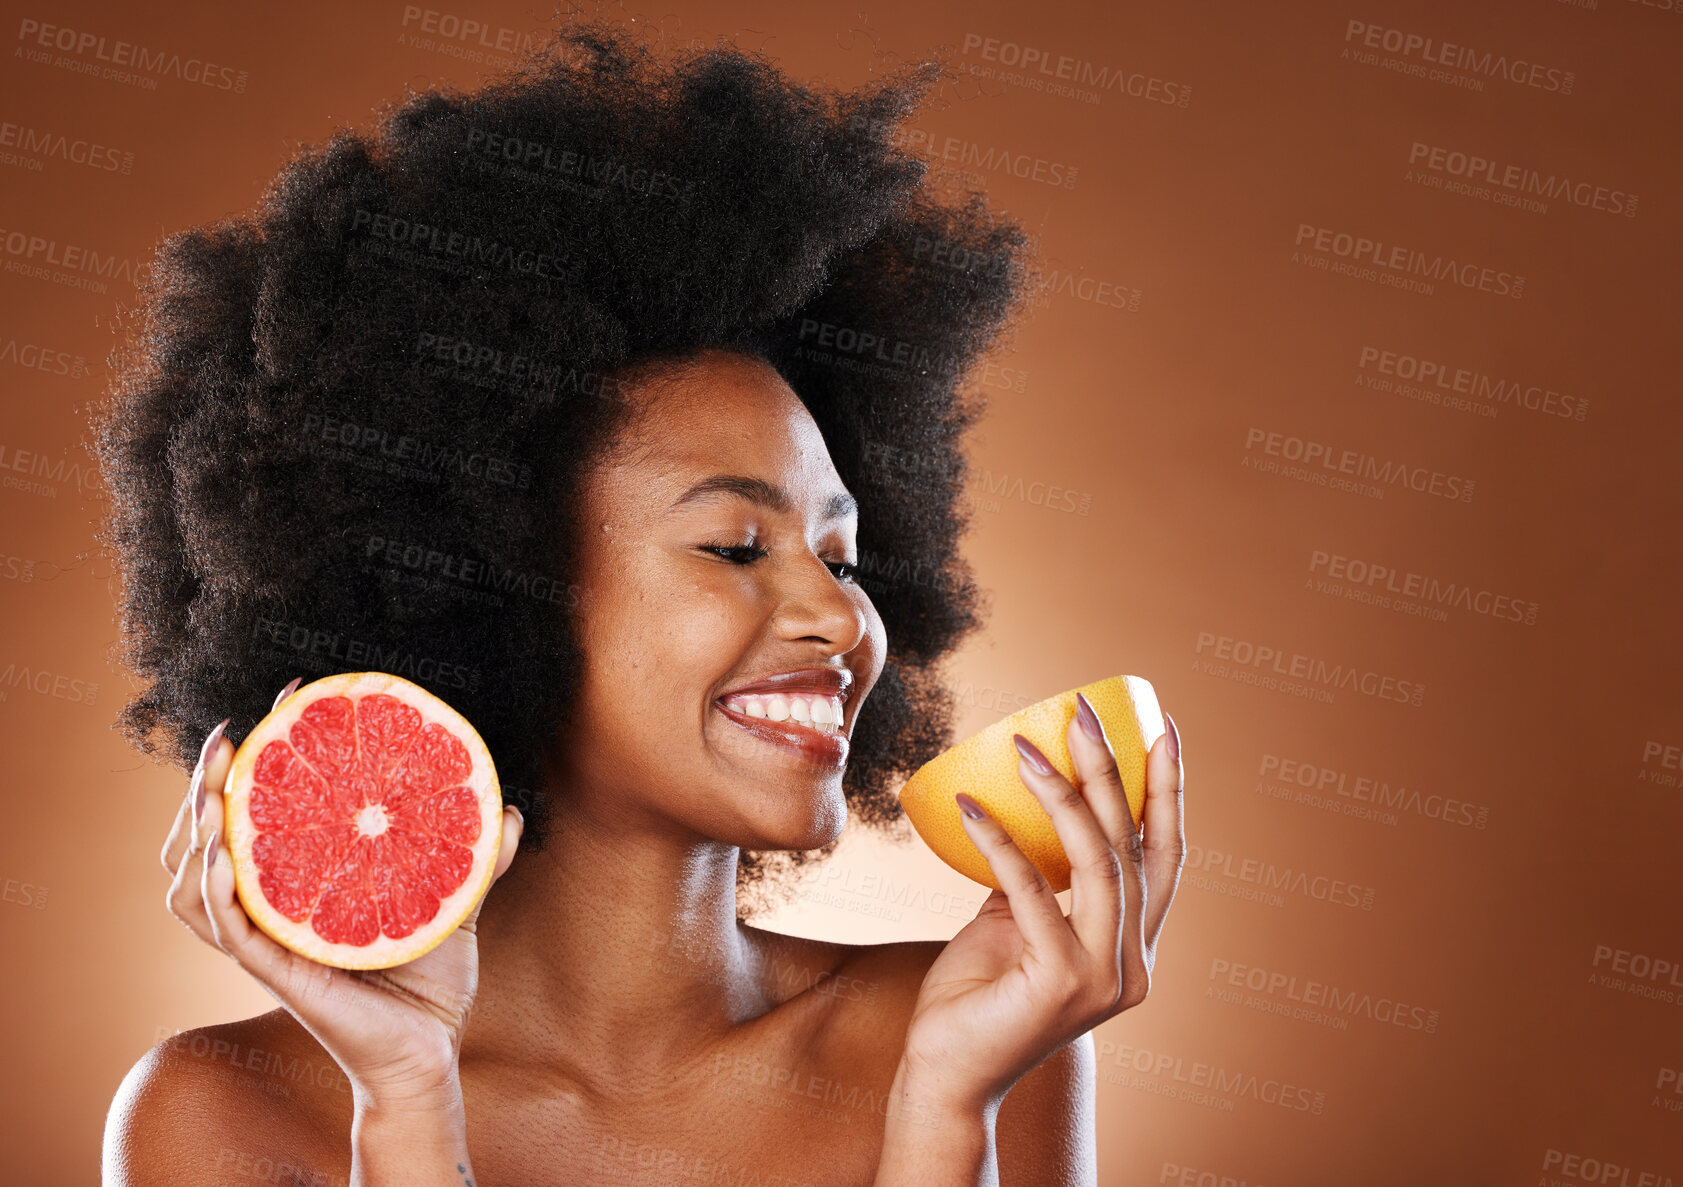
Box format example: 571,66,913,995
734,777,849,852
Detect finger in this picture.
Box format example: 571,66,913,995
954,792,1073,960
1016,726,1123,959
190,733,235,856
1065,702,1148,946
161,718,230,874
199,820,319,996
198,804,372,1019
1068,706,1152,1003
166,729,235,938
193,736,231,865
458,806,524,934
162,678,289,873
1069,695,1141,855
1141,712,1186,944
1104,787,1152,1005
165,819,214,940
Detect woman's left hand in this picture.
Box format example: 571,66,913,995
896,695,1185,1115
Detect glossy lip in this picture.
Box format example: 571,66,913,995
718,667,853,701
713,667,854,768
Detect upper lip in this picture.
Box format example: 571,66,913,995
717,667,854,702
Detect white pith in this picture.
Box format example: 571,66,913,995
356,802,390,837
720,692,844,734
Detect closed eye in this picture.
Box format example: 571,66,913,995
699,541,858,584
699,542,767,564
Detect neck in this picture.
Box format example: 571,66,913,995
466,789,775,1088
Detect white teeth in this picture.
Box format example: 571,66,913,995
722,692,845,734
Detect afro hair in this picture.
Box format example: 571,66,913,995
92,20,1034,898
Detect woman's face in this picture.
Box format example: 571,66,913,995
561,349,886,851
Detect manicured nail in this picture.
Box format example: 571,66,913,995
508,805,525,836
1165,712,1181,764
205,828,220,869
192,765,207,827
1074,692,1103,741
272,677,302,712
954,792,985,821
1013,733,1055,776
198,717,231,772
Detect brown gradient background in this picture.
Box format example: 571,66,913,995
2,0,1679,1183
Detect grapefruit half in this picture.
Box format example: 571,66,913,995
224,671,502,970
898,674,1163,893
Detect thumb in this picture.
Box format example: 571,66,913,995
458,805,523,933
490,805,524,883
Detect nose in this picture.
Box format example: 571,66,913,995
772,550,869,654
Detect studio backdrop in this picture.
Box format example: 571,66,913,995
0,0,1678,1184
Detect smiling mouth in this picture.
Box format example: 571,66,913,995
712,695,849,767
718,691,843,733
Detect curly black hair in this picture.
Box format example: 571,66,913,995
92,20,1033,900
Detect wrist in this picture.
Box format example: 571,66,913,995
888,1051,1001,1126
351,1083,472,1187
875,1063,997,1187
353,1074,467,1147
352,1064,464,1115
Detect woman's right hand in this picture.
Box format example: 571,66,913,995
159,677,525,1109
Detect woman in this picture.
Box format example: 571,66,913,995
98,23,1186,1186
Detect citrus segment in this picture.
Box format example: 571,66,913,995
898,674,1163,893
224,672,502,969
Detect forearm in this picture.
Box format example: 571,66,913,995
351,1083,475,1187
873,1058,1000,1187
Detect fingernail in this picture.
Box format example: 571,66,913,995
1074,692,1103,741
191,765,207,827
205,828,220,869
1165,712,1181,764
198,717,231,772
272,677,302,712
508,805,525,835
1013,733,1055,776
954,792,985,821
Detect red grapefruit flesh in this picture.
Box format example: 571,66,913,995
224,672,502,970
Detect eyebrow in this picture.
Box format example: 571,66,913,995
669,474,857,521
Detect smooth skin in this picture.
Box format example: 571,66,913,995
105,349,1187,1187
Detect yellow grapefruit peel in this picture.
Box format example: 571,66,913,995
898,674,1163,893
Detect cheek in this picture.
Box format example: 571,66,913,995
586,563,760,709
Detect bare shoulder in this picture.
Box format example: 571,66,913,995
997,1032,1096,1187
738,925,940,1062
103,1010,349,1186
